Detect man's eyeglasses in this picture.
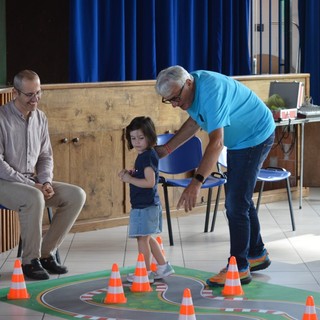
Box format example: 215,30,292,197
16,88,42,99
162,83,185,104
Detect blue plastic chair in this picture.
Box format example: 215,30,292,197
215,146,295,232
157,133,227,246
256,167,295,231
0,204,61,262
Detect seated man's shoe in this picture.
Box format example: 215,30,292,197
40,255,68,274
206,267,252,287
22,258,50,280
248,249,271,272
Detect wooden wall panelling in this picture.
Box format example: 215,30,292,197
39,83,188,231
304,123,320,186
0,207,20,253
40,83,186,133
35,75,313,230
0,91,13,105
49,132,125,224
0,74,311,234
69,130,124,221
50,133,70,183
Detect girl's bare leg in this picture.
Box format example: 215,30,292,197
149,236,166,265
137,235,152,270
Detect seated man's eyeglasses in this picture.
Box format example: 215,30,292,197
162,83,185,104
16,88,42,99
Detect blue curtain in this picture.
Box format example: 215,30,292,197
298,0,320,105
69,0,251,82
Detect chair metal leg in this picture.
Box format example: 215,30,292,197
17,238,22,258
17,207,61,264
210,185,222,232
163,185,174,246
47,207,53,223
256,181,265,214
204,188,213,232
285,178,296,231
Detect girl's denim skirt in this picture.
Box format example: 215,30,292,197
129,204,162,238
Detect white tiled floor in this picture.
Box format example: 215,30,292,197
1,188,320,319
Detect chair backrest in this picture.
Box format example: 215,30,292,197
218,146,228,169
157,133,203,174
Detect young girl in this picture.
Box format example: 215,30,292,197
118,116,174,283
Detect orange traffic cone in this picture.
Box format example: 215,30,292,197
151,236,166,272
130,253,152,292
7,259,30,300
151,255,158,272
303,296,318,320
179,288,196,320
104,263,127,304
221,256,244,296
156,236,166,258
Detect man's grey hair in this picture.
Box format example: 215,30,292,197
13,70,39,90
155,65,193,97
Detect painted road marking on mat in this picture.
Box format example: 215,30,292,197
201,289,245,300
80,283,166,302
37,274,315,319
220,308,290,317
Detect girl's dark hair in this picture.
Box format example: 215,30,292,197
125,116,157,150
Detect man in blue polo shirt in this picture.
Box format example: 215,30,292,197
155,65,275,286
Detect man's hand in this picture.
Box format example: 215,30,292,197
177,180,201,212
35,183,55,200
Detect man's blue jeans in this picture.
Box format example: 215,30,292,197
225,132,275,270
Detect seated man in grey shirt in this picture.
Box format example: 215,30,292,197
0,70,86,280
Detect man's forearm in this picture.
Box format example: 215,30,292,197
166,117,200,152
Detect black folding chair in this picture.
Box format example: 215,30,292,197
0,204,61,263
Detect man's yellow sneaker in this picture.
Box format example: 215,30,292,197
248,249,271,272
206,267,252,287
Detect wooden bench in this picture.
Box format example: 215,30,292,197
0,207,20,253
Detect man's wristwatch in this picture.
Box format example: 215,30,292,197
194,173,205,184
